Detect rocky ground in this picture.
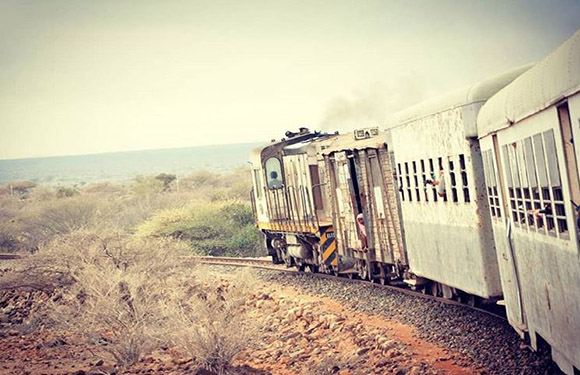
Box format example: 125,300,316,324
253,268,559,375
0,261,558,375
236,277,475,375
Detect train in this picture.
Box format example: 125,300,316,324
249,29,580,374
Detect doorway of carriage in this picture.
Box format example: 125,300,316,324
326,150,367,278
557,101,580,239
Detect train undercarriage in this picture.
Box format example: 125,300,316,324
260,230,496,308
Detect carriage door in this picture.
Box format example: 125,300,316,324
557,102,580,244
492,135,527,331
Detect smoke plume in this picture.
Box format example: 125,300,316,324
319,74,426,133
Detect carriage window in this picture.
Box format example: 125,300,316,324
420,160,428,202
503,130,568,238
405,162,412,201
309,165,324,210
533,134,548,187
459,154,470,202
438,157,447,202
544,130,561,187
397,163,405,201
413,161,420,201
516,141,532,227
524,138,542,230
253,169,263,198
448,157,458,202
506,143,524,225
483,151,501,218
543,130,566,235
429,158,438,202
265,157,283,189
502,145,513,187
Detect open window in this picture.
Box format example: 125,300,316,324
309,165,324,210
252,169,263,198
503,130,568,238
265,157,283,189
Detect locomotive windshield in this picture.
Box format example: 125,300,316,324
265,157,283,189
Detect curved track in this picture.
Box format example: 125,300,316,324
197,256,507,321
1,253,507,321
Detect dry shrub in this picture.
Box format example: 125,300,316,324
27,186,58,202
26,230,192,369
177,168,252,201
18,197,98,251
0,220,20,253
1,168,260,372
81,181,128,196
171,270,258,375
0,181,37,198
131,175,164,196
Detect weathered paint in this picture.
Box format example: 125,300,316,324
319,134,407,268
388,104,502,298
479,93,580,374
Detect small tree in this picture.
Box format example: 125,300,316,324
37,231,191,370
171,271,258,375
155,173,177,192
56,186,79,198
7,181,37,198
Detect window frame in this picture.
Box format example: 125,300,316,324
265,157,284,190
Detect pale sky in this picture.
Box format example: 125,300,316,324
1,0,579,159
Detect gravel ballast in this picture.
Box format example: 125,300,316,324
237,267,560,375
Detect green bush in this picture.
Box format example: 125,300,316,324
136,200,260,257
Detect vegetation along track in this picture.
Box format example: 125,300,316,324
1,253,505,321
197,255,507,322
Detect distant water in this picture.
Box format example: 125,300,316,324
0,142,262,186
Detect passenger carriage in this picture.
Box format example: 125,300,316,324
384,66,529,300
477,29,580,375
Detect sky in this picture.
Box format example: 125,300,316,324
0,0,579,159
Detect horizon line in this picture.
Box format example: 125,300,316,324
0,140,264,162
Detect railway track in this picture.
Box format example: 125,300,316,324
1,253,506,321
197,255,508,321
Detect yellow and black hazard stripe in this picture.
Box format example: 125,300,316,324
319,226,338,268
256,221,318,234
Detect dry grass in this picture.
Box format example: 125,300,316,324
1,169,260,373
170,270,258,375
7,231,258,373
34,230,192,369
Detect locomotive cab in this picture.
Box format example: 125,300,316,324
250,128,338,271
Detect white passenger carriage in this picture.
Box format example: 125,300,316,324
385,66,529,300
477,30,580,375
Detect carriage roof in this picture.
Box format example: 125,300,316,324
385,65,531,137
477,29,580,138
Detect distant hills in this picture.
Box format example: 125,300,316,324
0,142,262,186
